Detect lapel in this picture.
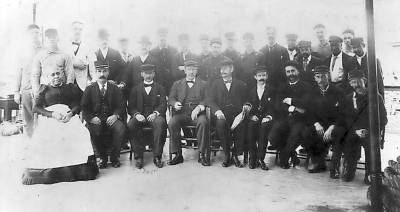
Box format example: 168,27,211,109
97,49,105,62
179,79,188,102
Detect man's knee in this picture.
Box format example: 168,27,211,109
196,115,208,127
152,116,166,129
168,116,181,130
111,120,126,136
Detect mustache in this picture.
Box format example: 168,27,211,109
258,79,266,82
98,76,106,79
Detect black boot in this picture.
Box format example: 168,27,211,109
343,159,357,182
168,154,184,165
153,156,164,168
259,159,269,171
135,157,144,169
232,155,244,168
222,152,231,167
248,157,257,169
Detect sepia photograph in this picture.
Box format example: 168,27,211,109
0,0,399,211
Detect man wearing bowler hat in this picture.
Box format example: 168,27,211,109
171,33,197,82
285,33,299,61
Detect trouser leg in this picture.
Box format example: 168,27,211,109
232,120,246,156
21,91,34,137
109,120,126,162
247,120,259,161
280,121,304,165
196,114,209,154
127,118,145,159
258,122,272,160
87,123,107,160
152,116,167,158
215,118,231,158
168,114,189,155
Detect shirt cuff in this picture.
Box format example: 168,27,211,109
288,106,295,113
153,111,160,116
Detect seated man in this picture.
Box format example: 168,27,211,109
22,69,97,185
127,64,167,169
81,63,126,169
168,60,210,166
269,61,313,169
302,66,346,175
247,65,275,170
342,69,387,184
207,58,250,168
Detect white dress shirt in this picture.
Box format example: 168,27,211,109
100,47,108,59
329,52,344,82
186,78,195,88
257,84,265,100
140,54,149,63
97,81,108,91
288,49,297,61
356,53,366,66
144,80,153,95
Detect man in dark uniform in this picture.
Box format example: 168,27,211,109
342,69,387,184
81,63,126,169
150,28,178,93
239,32,258,89
168,60,210,166
350,37,384,98
302,65,346,175
246,65,275,170
269,61,312,169
94,29,126,89
323,35,357,94
198,38,231,84
171,33,197,82
312,24,331,59
286,33,299,61
207,58,250,168
296,40,323,85
127,64,167,169
198,34,211,64
258,26,290,88
223,32,242,77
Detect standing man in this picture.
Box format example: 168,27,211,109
198,38,230,83
246,65,275,170
198,34,211,64
258,26,290,88
342,69,387,183
324,35,356,94
14,24,43,137
350,37,384,98
342,29,355,57
286,33,299,61
118,37,134,69
67,21,95,93
296,40,323,85
239,32,258,89
150,28,178,93
311,24,331,59
269,61,312,169
171,33,197,82
94,29,125,88
32,28,74,96
302,66,346,175
81,63,126,169
207,58,250,168
127,64,167,169
168,60,210,166
223,32,241,77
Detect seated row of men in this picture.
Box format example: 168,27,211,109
34,53,387,185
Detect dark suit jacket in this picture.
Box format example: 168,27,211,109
171,51,198,82
150,46,178,91
296,55,323,85
275,80,313,121
258,43,290,87
123,55,160,91
81,81,125,123
198,54,230,83
95,48,125,83
128,82,167,117
323,52,357,83
352,54,384,97
168,78,207,107
247,83,275,119
223,48,242,78
207,78,248,116
239,50,258,89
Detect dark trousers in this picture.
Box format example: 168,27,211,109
303,125,345,167
214,111,246,158
21,90,34,137
127,116,167,159
87,120,126,162
168,113,209,155
247,119,273,160
269,118,306,165
343,132,370,176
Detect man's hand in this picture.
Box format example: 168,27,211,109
13,93,21,104
52,111,64,121
243,104,251,113
106,115,118,126
90,116,101,125
283,98,292,105
135,114,146,122
262,116,272,123
314,122,325,138
215,110,225,120
147,112,157,122
323,125,335,143
174,102,182,111
355,129,368,138
61,112,73,123
250,115,259,122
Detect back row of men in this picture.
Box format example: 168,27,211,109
15,23,386,184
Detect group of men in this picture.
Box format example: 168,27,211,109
14,22,387,184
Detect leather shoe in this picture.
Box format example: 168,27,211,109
259,160,269,171
99,160,108,169
249,159,257,169
168,155,184,165
135,158,144,169
154,157,164,168
222,157,231,167
111,161,121,168
291,154,300,167
308,164,327,173
280,163,290,169
232,156,244,168
201,157,211,166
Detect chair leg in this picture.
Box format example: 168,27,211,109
129,149,132,161
275,151,279,165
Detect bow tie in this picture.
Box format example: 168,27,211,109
144,83,153,87
72,42,80,45
186,81,194,84
224,80,232,84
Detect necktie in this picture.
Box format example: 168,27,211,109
101,84,106,96
331,55,338,72
144,83,153,87
72,41,80,45
303,59,308,72
224,80,232,84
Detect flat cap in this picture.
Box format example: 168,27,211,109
348,68,365,80
139,36,151,45
141,64,156,72
178,33,189,41
184,59,199,67
219,57,234,67
157,28,168,36
224,32,236,40
350,37,364,47
210,37,222,45
94,61,109,69
98,29,110,39
298,40,312,48
242,32,255,40
313,65,329,75
254,65,268,74
285,33,298,40
328,35,343,43
199,34,209,41
45,28,58,38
